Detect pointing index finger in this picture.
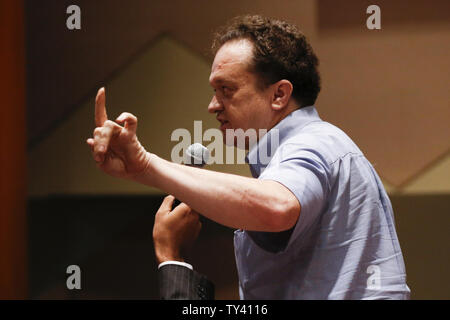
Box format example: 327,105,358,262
95,87,108,126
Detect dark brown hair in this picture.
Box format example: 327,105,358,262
212,15,321,107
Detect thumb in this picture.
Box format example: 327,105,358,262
158,195,175,213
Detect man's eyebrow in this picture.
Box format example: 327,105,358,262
210,77,238,86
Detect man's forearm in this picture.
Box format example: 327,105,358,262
134,153,299,231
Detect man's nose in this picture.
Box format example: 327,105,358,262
207,95,223,113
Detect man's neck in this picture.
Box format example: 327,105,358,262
250,104,300,149
269,104,300,132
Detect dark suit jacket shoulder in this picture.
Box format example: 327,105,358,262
158,264,215,300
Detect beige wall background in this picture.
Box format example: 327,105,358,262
28,37,252,196
27,0,450,299
28,35,450,196
27,0,450,194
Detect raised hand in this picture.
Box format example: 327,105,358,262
86,87,151,179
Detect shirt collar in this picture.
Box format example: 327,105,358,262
246,106,321,177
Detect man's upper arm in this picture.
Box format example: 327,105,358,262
258,143,330,248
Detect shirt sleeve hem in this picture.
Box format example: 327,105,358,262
158,261,193,270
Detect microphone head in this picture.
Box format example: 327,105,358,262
185,143,210,167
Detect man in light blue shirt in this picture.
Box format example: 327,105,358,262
89,15,410,299
235,105,410,299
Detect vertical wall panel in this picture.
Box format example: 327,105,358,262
0,0,28,299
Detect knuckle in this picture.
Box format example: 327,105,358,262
95,144,105,153
99,130,107,139
104,120,115,127
104,127,115,137
155,208,167,217
124,112,137,123
183,205,192,214
93,127,102,136
156,205,164,214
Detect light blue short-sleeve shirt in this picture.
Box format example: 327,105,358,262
234,106,410,299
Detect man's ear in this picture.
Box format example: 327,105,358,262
271,80,293,111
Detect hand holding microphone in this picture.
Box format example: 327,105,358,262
153,195,202,264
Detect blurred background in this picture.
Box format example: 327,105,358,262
1,0,449,299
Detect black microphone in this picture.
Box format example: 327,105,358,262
172,143,210,209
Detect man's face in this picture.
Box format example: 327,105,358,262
208,39,273,147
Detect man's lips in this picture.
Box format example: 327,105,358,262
217,119,230,130
216,116,227,125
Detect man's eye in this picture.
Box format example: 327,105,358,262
222,86,232,94
213,86,233,96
